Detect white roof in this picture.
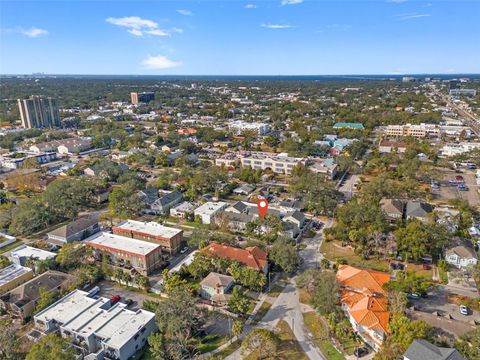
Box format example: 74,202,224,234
35,290,155,350
10,245,57,262
0,264,32,287
194,202,227,216
84,232,160,256
115,219,182,239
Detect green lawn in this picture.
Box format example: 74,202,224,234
303,312,345,360
320,240,389,272
250,301,272,324
196,333,230,354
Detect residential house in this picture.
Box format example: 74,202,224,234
403,339,466,360
233,184,256,196
200,272,235,305
47,215,100,245
445,244,478,269
380,198,405,221
10,245,56,266
169,201,195,219
336,265,390,351
205,243,268,273
406,201,433,222
0,270,74,319
138,189,183,215
379,139,408,154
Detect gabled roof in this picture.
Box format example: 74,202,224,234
230,201,248,213
341,290,389,334
404,339,466,360
446,245,478,260
138,188,159,205
47,215,99,239
336,265,390,295
205,243,268,271
156,190,182,206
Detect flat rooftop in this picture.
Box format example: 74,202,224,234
35,290,155,350
194,202,227,215
114,220,182,239
0,264,32,287
84,232,160,256
10,245,57,261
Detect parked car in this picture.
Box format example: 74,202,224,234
408,293,420,300
458,184,469,191
124,299,134,307
455,175,464,183
110,295,121,304
180,246,189,254
422,264,431,270
460,305,469,315
353,347,369,358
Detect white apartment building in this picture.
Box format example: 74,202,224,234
34,289,156,360
228,120,270,135
194,201,228,224
441,143,480,157
239,151,305,175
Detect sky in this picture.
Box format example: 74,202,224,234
0,0,479,75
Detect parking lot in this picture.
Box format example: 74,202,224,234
435,169,480,207
98,280,161,310
407,285,479,336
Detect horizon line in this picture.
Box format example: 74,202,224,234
2,73,480,77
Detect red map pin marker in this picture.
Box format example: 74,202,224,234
257,199,268,219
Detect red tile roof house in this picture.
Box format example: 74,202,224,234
336,265,390,352
205,243,268,273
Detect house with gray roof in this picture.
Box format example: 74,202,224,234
445,244,478,269
139,188,183,215
406,200,433,222
47,215,100,245
403,339,465,360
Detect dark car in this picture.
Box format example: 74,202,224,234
354,347,369,358
422,264,431,270
124,299,134,306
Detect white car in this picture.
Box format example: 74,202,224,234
180,246,189,254
459,305,469,315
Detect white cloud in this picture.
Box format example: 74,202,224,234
397,13,431,20
177,9,193,16
171,27,184,33
261,23,294,29
245,4,257,8
20,27,48,38
281,0,303,5
142,55,180,69
106,16,171,37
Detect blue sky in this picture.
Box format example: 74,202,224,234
0,0,479,75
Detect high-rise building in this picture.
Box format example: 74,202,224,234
17,96,60,128
130,91,155,104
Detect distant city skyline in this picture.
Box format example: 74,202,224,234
1,0,479,75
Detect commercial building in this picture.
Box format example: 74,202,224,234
130,92,155,104
449,89,477,96
337,265,390,351
194,201,228,224
228,120,270,135
84,232,163,275
10,245,57,266
385,123,471,139
0,271,73,319
205,243,268,273
239,151,305,175
0,264,33,295
0,151,57,169
17,96,60,128
112,220,183,254
34,289,156,360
